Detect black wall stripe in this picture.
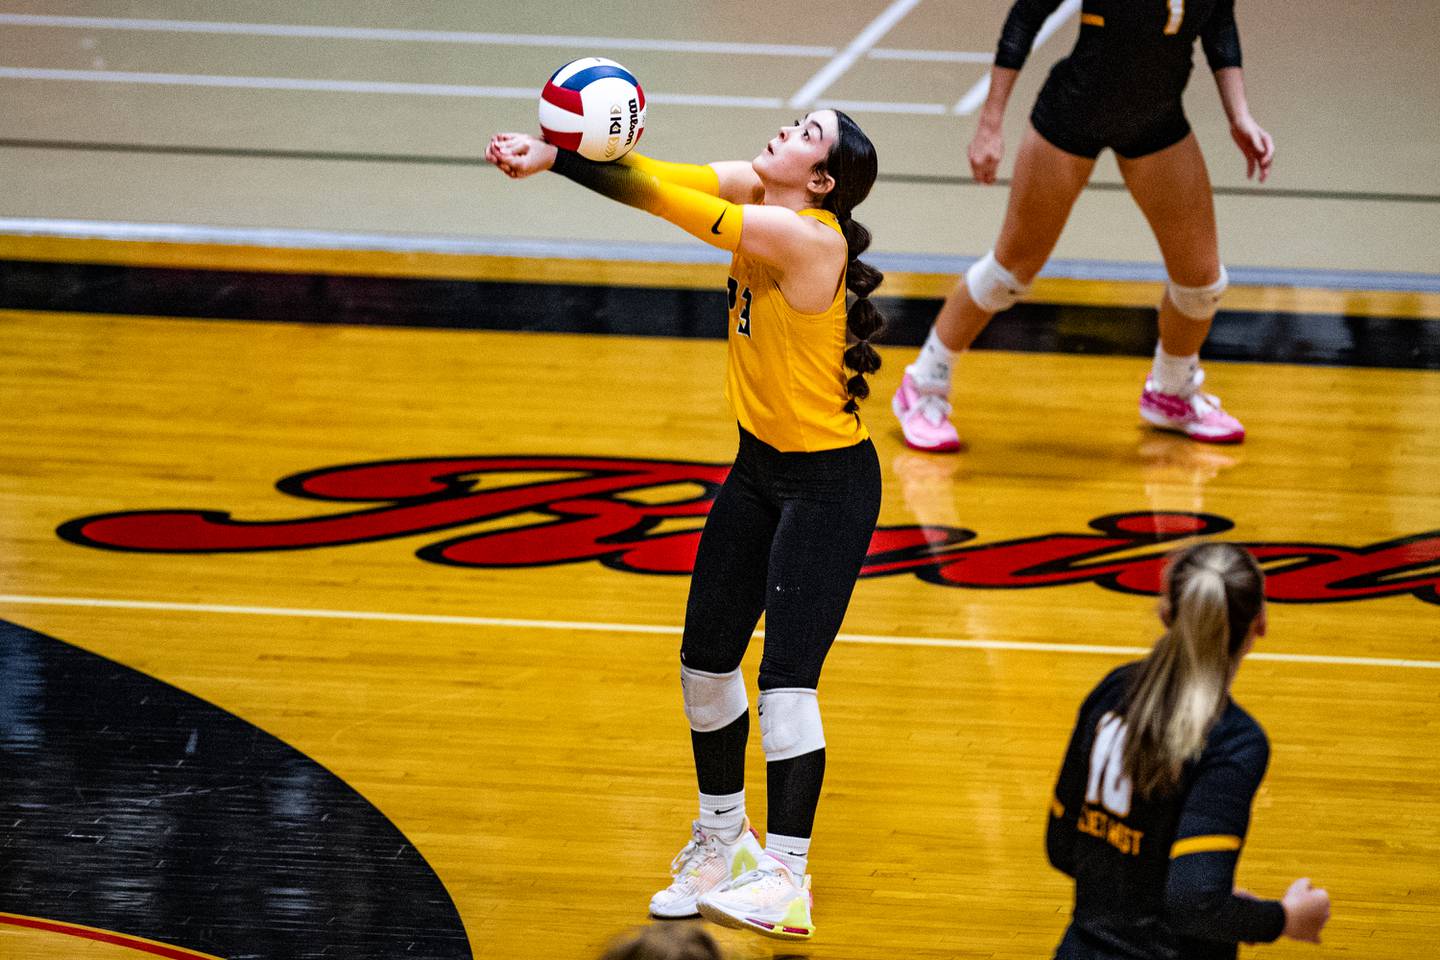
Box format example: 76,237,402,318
3,259,1438,369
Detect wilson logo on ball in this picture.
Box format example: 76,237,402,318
538,57,647,162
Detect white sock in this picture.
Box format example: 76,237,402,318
910,326,959,386
764,832,811,877
698,789,746,840
1151,344,1198,395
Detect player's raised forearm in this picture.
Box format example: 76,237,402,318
550,149,742,251
619,153,721,195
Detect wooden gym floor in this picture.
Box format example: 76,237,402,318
1,2,1438,959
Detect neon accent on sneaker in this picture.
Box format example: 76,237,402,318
1139,368,1245,444
892,371,962,453
696,855,815,940
649,820,764,920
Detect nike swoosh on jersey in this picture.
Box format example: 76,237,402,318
711,211,726,234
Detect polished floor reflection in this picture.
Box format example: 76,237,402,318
0,306,1436,959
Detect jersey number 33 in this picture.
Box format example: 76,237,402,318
727,276,753,338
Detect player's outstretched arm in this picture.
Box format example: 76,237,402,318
620,154,720,194
486,132,557,179
622,156,762,204
707,161,764,204
485,134,759,199
485,133,832,269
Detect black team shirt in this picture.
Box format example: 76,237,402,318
1048,663,1287,960
995,0,1244,108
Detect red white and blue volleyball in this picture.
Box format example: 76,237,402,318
539,57,646,162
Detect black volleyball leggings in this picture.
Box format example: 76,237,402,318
680,428,881,838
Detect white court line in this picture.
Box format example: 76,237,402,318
788,0,924,109
0,66,786,108
0,66,539,98
869,48,993,63
0,13,991,64
0,14,838,57
953,0,1079,114
648,92,785,109
818,98,948,115
2,594,1436,670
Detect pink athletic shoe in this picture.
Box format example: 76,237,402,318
1139,368,1245,443
892,372,963,453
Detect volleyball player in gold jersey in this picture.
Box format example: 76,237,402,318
487,109,884,940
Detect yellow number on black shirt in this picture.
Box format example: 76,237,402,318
1163,0,1184,34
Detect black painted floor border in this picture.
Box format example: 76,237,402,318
4,259,1438,369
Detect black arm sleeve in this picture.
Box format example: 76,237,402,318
994,0,1068,70
1046,683,1104,876
549,148,743,252
551,147,660,208
1163,726,1285,944
1200,0,1243,71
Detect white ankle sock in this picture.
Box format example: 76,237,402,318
764,833,810,877
698,789,746,839
911,326,960,386
1151,345,1198,395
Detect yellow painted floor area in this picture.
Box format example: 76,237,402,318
2,309,1437,958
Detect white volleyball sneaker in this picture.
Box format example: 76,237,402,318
697,854,814,940
649,819,763,919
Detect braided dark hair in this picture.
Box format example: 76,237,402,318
817,110,885,413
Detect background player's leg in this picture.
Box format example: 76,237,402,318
896,125,1095,452
1117,132,1221,355
1119,134,1244,442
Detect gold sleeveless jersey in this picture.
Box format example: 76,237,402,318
723,208,869,453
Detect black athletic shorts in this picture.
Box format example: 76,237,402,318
1030,65,1192,160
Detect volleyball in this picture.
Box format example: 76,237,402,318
538,57,647,162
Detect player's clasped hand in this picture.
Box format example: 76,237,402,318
1280,877,1331,943
485,133,556,180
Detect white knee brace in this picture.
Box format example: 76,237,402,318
758,688,825,761
965,250,1030,313
680,665,748,732
1167,266,1229,321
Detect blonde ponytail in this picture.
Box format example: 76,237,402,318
1122,543,1264,797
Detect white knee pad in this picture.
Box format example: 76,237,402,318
758,688,825,761
965,250,1030,313
680,665,748,732
1167,266,1229,320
